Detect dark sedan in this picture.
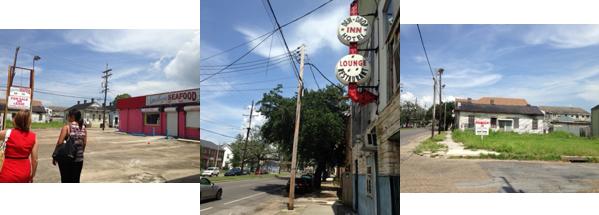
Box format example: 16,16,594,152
286,177,312,194
224,168,243,176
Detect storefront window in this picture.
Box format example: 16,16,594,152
145,113,160,125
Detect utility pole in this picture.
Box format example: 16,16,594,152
2,47,19,130
240,100,255,174
438,69,444,134
431,76,437,138
288,44,305,210
101,64,112,131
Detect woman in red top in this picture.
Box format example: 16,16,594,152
0,110,39,183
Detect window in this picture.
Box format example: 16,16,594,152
145,113,160,125
513,117,519,129
93,114,96,120
468,115,475,128
491,117,497,128
532,118,538,130
199,178,211,185
366,158,373,197
38,113,42,121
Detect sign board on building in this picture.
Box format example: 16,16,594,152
146,88,199,106
337,15,370,46
475,119,490,136
8,87,31,110
335,54,371,85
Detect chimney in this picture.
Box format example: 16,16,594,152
77,101,80,105
467,98,472,103
91,98,95,103
490,99,495,105
84,100,87,104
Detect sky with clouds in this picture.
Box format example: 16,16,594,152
401,24,599,110
0,29,199,108
200,0,351,144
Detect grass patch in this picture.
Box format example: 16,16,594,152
3,120,65,129
453,130,599,161
414,132,447,154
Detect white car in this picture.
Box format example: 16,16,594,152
201,167,220,177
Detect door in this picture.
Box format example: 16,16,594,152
167,111,178,137
498,120,513,131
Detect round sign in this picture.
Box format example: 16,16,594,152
337,15,370,46
335,54,371,85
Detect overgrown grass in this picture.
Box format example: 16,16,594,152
453,130,599,161
3,120,65,129
414,132,447,154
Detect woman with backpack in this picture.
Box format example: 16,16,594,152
0,110,39,183
52,109,87,183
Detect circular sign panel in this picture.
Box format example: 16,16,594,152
335,54,371,85
337,15,370,46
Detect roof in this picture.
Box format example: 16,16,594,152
551,115,591,125
0,99,46,113
47,106,67,112
455,103,544,116
593,104,599,111
456,97,528,106
200,139,223,150
539,106,590,115
65,101,102,111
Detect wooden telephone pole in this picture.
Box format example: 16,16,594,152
288,44,305,210
101,64,112,131
2,47,19,130
240,100,255,174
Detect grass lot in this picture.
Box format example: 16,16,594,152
414,132,447,154
207,172,289,183
4,120,65,129
453,130,599,161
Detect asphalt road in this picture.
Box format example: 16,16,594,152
400,128,429,145
200,177,288,215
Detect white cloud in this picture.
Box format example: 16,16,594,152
524,25,599,48
164,32,200,85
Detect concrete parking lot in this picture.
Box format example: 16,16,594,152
30,128,200,183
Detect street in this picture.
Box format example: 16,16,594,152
399,128,428,145
200,177,288,215
32,128,200,183
400,133,599,192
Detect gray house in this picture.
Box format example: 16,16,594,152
539,106,591,136
592,105,599,137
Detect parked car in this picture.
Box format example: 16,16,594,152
224,168,243,176
201,167,220,177
255,168,269,175
286,177,312,194
200,177,222,201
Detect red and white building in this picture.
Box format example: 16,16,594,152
116,88,200,140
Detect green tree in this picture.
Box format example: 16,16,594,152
426,101,455,131
229,129,273,172
113,93,131,105
258,84,348,188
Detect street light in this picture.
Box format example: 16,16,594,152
442,84,447,131
32,55,41,71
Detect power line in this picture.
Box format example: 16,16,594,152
200,52,289,68
200,87,295,92
200,31,277,83
199,76,293,87
200,0,335,62
200,128,237,139
266,0,301,81
305,63,343,91
200,56,292,75
200,119,241,130
416,24,435,78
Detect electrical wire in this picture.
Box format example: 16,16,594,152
199,76,293,87
200,56,292,75
416,24,435,79
305,63,344,91
200,52,289,68
200,31,277,83
266,0,301,81
200,128,237,139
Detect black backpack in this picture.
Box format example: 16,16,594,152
52,126,77,161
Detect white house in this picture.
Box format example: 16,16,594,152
221,144,233,169
454,97,544,134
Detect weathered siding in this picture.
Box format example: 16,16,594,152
457,112,544,134
592,108,599,136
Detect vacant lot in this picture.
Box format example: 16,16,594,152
414,132,447,154
453,130,599,161
32,128,200,183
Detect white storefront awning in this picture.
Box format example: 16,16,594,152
183,105,200,111
164,107,177,112
141,107,160,113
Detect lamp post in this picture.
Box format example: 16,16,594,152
442,84,447,131
437,69,444,135
33,55,41,71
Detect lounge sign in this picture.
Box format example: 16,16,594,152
337,15,370,45
146,89,199,106
8,87,31,110
335,54,371,85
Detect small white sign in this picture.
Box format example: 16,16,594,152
335,54,371,85
337,15,370,46
475,119,490,136
8,87,31,110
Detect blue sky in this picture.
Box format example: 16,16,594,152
401,25,599,111
0,30,199,107
200,0,351,144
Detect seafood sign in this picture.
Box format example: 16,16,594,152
146,88,199,106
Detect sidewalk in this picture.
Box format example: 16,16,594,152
274,183,356,215
441,131,499,158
